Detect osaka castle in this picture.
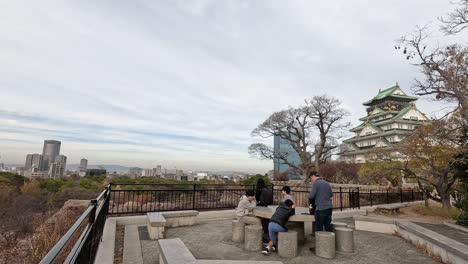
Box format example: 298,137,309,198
340,83,429,163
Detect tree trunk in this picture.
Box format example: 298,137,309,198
416,179,429,207
436,185,452,208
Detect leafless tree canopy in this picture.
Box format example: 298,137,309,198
398,27,468,124
249,95,349,182
440,0,468,35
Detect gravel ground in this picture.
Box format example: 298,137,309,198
139,219,439,264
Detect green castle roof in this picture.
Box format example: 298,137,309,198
363,84,418,106
350,105,423,132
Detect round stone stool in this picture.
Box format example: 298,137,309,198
331,221,347,231
278,231,298,258
286,222,305,244
335,227,354,253
232,219,245,242
244,225,262,251
315,231,336,259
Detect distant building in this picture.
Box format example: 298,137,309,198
49,155,67,178
142,168,156,177
79,158,88,173
86,169,107,176
42,140,61,171
24,171,46,179
128,167,142,178
25,154,43,171
340,84,429,163
273,134,302,180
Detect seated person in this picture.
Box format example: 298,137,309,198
235,189,261,225
261,199,296,255
281,186,294,204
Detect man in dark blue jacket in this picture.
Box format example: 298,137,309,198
261,199,295,255
308,171,333,232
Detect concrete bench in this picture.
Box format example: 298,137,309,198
147,210,199,239
159,238,283,264
375,204,407,214
158,238,196,264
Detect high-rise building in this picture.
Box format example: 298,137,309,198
273,134,301,179
42,140,61,171
340,84,428,163
79,158,88,172
25,154,44,172
49,155,67,178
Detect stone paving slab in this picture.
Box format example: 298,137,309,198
139,219,439,264
415,222,468,245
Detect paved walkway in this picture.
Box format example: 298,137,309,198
415,222,468,245
136,218,438,264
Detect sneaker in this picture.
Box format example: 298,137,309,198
261,247,270,255
270,245,277,252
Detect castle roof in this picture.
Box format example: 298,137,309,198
363,84,417,106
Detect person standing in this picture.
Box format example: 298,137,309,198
255,177,273,243
308,171,333,232
255,178,273,206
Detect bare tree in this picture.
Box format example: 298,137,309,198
440,0,468,35
249,107,315,182
249,95,349,183
306,95,350,172
398,27,468,125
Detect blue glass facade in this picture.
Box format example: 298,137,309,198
273,135,301,179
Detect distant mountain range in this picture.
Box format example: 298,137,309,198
66,164,129,173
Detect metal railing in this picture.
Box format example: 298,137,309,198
41,183,423,263
108,183,254,215
40,186,110,264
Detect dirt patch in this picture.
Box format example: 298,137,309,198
114,225,125,264
369,201,460,224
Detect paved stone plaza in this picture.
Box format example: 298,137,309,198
137,218,439,264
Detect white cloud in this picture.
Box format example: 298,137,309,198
0,0,464,172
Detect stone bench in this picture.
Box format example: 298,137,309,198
278,231,298,258
158,238,196,264
147,210,199,239
375,204,407,214
159,238,283,264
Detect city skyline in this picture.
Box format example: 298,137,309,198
0,1,462,172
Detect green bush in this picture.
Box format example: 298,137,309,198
79,178,101,190
240,174,271,187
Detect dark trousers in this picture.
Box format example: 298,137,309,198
315,208,332,232
261,218,269,239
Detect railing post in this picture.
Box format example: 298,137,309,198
89,200,97,224
386,189,389,204
192,184,196,210
400,188,403,203
339,187,343,211
357,187,360,209
370,189,373,207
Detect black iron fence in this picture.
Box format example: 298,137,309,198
109,183,423,215
108,183,254,215
40,187,110,264
41,183,423,263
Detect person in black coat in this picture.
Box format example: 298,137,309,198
261,199,296,255
255,178,273,242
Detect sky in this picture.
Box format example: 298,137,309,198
0,0,464,172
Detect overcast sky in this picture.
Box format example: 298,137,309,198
0,0,464,172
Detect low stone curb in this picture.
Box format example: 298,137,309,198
443,222,468,234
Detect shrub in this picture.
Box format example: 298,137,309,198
411,204,462,219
